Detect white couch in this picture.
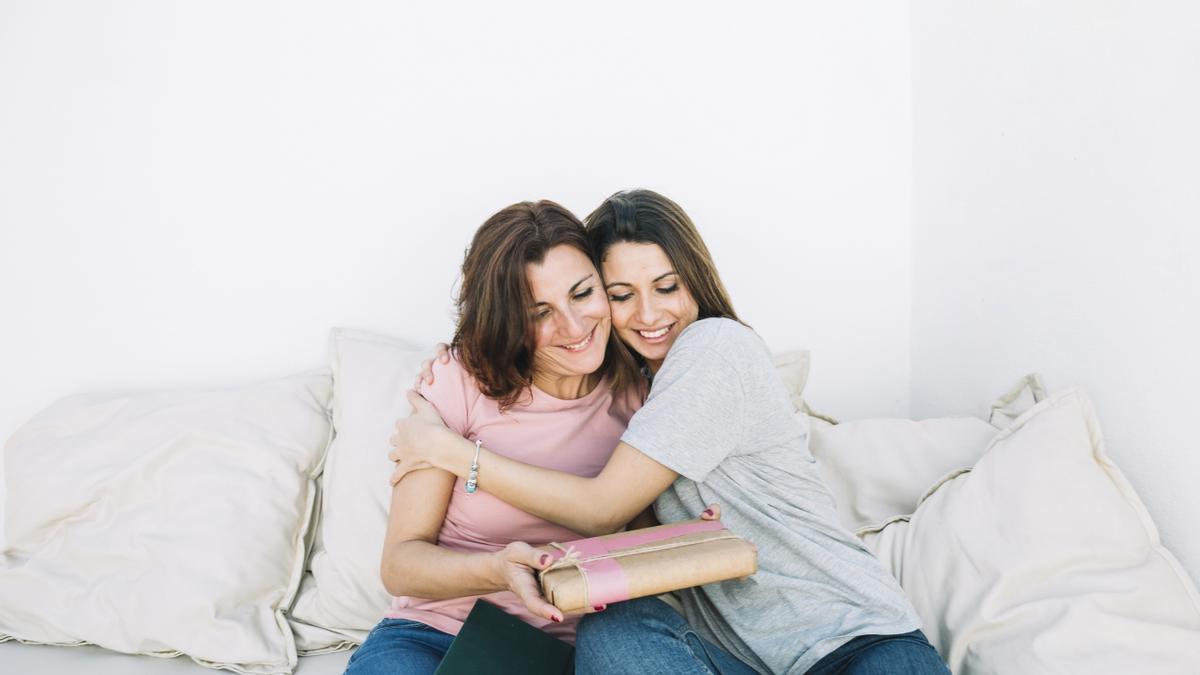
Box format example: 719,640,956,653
0,641,351,675
3,329,1198,674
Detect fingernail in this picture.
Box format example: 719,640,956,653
703,509,714,517
593,605,606,612
539,554,550,566
551,615,561,623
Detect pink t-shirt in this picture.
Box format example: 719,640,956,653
385,355,642,643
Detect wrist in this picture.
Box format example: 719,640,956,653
421,426,455,472
484,548,509,589
439,432,475,477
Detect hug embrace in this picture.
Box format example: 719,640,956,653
345,190,949,675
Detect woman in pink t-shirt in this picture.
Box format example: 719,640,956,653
344,200,643,675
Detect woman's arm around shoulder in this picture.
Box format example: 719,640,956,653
389,394,678,537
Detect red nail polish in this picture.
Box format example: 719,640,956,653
593,605,606,612
703,509,714,517
539,554,550,566
551,615,561,623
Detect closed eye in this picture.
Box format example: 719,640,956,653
656,284,679,294
609,292,633,302
573,287,594,301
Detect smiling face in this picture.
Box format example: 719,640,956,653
527,244,612,393
601,241,700,372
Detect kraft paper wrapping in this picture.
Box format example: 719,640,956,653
538,519,757,614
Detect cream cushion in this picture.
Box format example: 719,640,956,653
861,388,1200,674
986,372,1047,429
810,416,997,532
287,329,429,651
0,371,334,675
771,349,810,412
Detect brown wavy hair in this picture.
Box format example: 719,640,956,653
451,200,638,409
584,189,744,370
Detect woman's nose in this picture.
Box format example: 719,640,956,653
558,307,586,337
636,296,658,325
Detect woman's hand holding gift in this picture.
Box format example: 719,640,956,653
493,542,564,623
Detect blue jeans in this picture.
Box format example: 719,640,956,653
575,596,949,675
344,618,455,675
575,597,759,675
807,629,949,675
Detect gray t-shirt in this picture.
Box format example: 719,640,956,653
621,318,920,674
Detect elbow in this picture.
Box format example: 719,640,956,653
582,511,627,537
380,542,417,596
380,572,403,598
587,499,659,535
380,558,403,597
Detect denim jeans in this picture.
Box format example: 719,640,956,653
806,629,949,675
575,596,949,675
343,618,455,675
575,597,759,675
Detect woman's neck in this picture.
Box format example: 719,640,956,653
531,371,600,400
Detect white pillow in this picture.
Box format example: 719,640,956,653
771,350,810,411
809,416,997,532
987,372,1047,429
861,388,1200,674
287,329,429,651
0,371,333,675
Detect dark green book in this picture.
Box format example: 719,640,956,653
434,600,575,675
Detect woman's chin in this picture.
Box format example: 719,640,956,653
621,333,672,363
563,351,607,378
584,351,609,375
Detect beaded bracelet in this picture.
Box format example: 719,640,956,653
465,439,482,494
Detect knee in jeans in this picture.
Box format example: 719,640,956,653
848,638,948,675
578,597,676,647
576,605,626,648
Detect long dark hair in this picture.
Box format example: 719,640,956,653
584,189,743,372
585,189,741,322
452,200,637,409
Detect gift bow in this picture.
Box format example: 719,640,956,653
538,519,735,608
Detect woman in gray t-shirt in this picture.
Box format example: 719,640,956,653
390,189,949,675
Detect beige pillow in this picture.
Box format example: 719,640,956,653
0,371,333,675
861,388,1200,674
810,416,997,532
287,329,429,652
987,372,1047,429
771,350,810,411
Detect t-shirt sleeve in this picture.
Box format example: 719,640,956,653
620,344,745,483
417,357,474,437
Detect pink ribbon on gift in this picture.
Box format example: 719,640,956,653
545,519,727,606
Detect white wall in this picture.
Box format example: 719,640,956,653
4,0,1198,594
0,0,913,526
910,1,1200,583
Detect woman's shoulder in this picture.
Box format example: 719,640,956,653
660,319,775,388
675,317,763,355
419,351,487,418
423,351,471,389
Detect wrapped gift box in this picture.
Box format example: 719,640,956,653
538,519,757,614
